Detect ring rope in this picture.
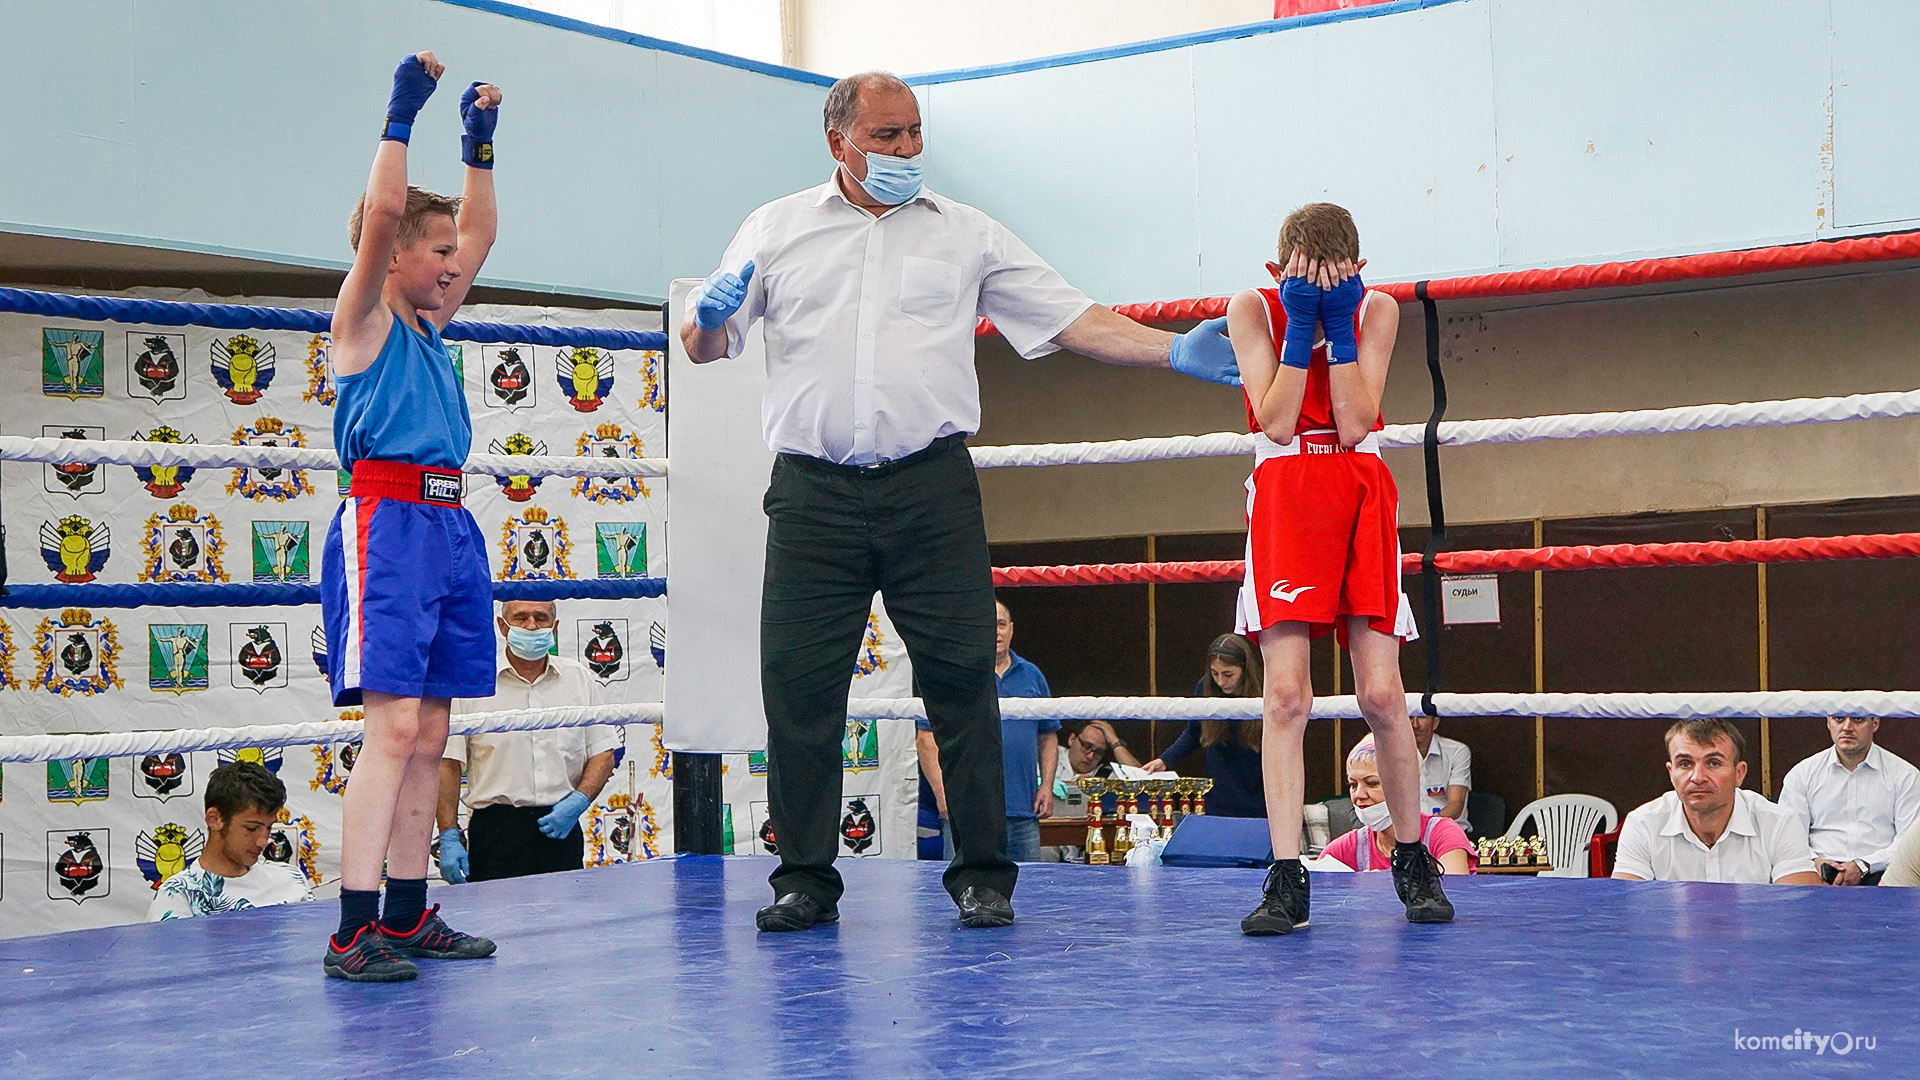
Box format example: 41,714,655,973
10,690,1912,763
990,532,1920,587
860,692,1920,721
0,577,666,610
0,702,663,764
0,286,668,352
975,229,1920,335
967,388,1920,469
0,433,667,480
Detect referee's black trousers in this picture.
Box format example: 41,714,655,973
761,433,1015,906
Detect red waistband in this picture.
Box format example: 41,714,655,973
349,459,465,506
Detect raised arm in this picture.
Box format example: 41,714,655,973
334,53,443,352
1326,292,1399,447
1228,289,1306,443
430,82,503,329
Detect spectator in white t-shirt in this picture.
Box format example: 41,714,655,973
1410,712,1472,834
1613,719,1821,885
1776,715,1920,886
148,761,314,920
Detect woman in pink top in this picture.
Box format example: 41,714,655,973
1324,736,1477,874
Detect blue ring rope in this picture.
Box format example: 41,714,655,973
0,578,665,609
0,287,666,352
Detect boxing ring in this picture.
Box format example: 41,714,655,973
4,229,1920,1077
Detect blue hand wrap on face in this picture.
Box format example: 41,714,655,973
1319,275,1366,364
1277,277,1322,370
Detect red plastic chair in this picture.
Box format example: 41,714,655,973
1588,827,1623,878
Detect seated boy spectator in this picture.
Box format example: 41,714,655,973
1320,736,1476,874
1613,719,1820,885
1776,715,1920,885
149,762,314,920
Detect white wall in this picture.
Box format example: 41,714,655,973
915,0,1920,307
0,0,829,304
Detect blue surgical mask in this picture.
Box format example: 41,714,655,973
505,625,554,661
841,131,924,205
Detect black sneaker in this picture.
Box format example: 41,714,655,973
1390,842,1456,924
1240,860,1310,936
378,905,497,959
323,922,419,982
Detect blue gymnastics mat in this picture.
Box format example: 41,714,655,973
1,855,1913,1078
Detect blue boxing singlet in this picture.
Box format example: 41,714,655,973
332,313,471,470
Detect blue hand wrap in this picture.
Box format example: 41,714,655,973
460,83,498,169
384,55,438,141
1278,277,1322,370
1319,274,1365,364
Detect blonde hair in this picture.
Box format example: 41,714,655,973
348,186,462,253
1346,735,1379,775
1277,202,1360,265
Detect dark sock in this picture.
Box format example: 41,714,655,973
381,877,429,933
1394,840,1425,858
335,888,380,946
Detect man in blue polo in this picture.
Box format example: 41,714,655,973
917,599,1057,861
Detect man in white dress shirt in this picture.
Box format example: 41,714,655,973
681,71,1241,932
1776,715,1920,886
436,600,620,883
1410,713,1472,834
1613,719,1820,885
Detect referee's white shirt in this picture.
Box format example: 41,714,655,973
1776,743,1920,874
1613,788,1814,884
712,176,1096,465
447,655,620,809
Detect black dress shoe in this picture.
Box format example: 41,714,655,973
756,892,839,932
956,886,1014,928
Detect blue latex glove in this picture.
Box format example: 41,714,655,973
384,54,440,143
460,82,499,169
1277,276,1322,370
537,790,592,839
1168,316,1240,386
691,261,755,331
438,828,470,884
1318,274,1366,364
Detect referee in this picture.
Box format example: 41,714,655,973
682,71,1241,932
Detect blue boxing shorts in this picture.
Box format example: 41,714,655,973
321,459,496,706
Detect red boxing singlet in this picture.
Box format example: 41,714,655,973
1243,288,1383,436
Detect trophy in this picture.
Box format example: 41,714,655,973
1078,777,1110,865
1150,779,1178,840
1109,780,1139,861
1192,777,1215,815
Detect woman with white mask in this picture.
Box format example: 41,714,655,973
1321,736,1476,875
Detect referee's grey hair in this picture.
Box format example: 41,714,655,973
823,71,913,133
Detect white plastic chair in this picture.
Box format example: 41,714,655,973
1502,794,1619,877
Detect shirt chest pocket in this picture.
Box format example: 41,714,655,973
898,256,965,328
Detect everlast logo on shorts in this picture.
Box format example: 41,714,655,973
422,473,463,505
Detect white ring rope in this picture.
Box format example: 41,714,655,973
0,434,667,480
10,691,1910,763
968,388,1920,468
0,702,662,764
847,691,1920,722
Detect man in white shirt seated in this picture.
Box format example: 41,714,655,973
1776,715,1920,886
1613,718,1821,885
437,600,621,883
1410,713,1472,834
148,761,314,920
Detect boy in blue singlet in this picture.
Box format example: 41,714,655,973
320,50,504,982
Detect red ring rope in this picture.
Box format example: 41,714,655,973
990,532,1920,587
976,229,1920,336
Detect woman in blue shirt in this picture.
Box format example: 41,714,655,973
1143,635,1266,817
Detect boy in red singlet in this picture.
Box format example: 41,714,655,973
1226,203,1453,935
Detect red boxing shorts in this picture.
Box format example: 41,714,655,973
321,460,497,706
1235,431,1418,645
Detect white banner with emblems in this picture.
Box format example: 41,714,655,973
0,287,670,938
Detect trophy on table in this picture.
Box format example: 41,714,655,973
1078,777,1110,865
1109,779,1139,861
1147,779,1178,840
